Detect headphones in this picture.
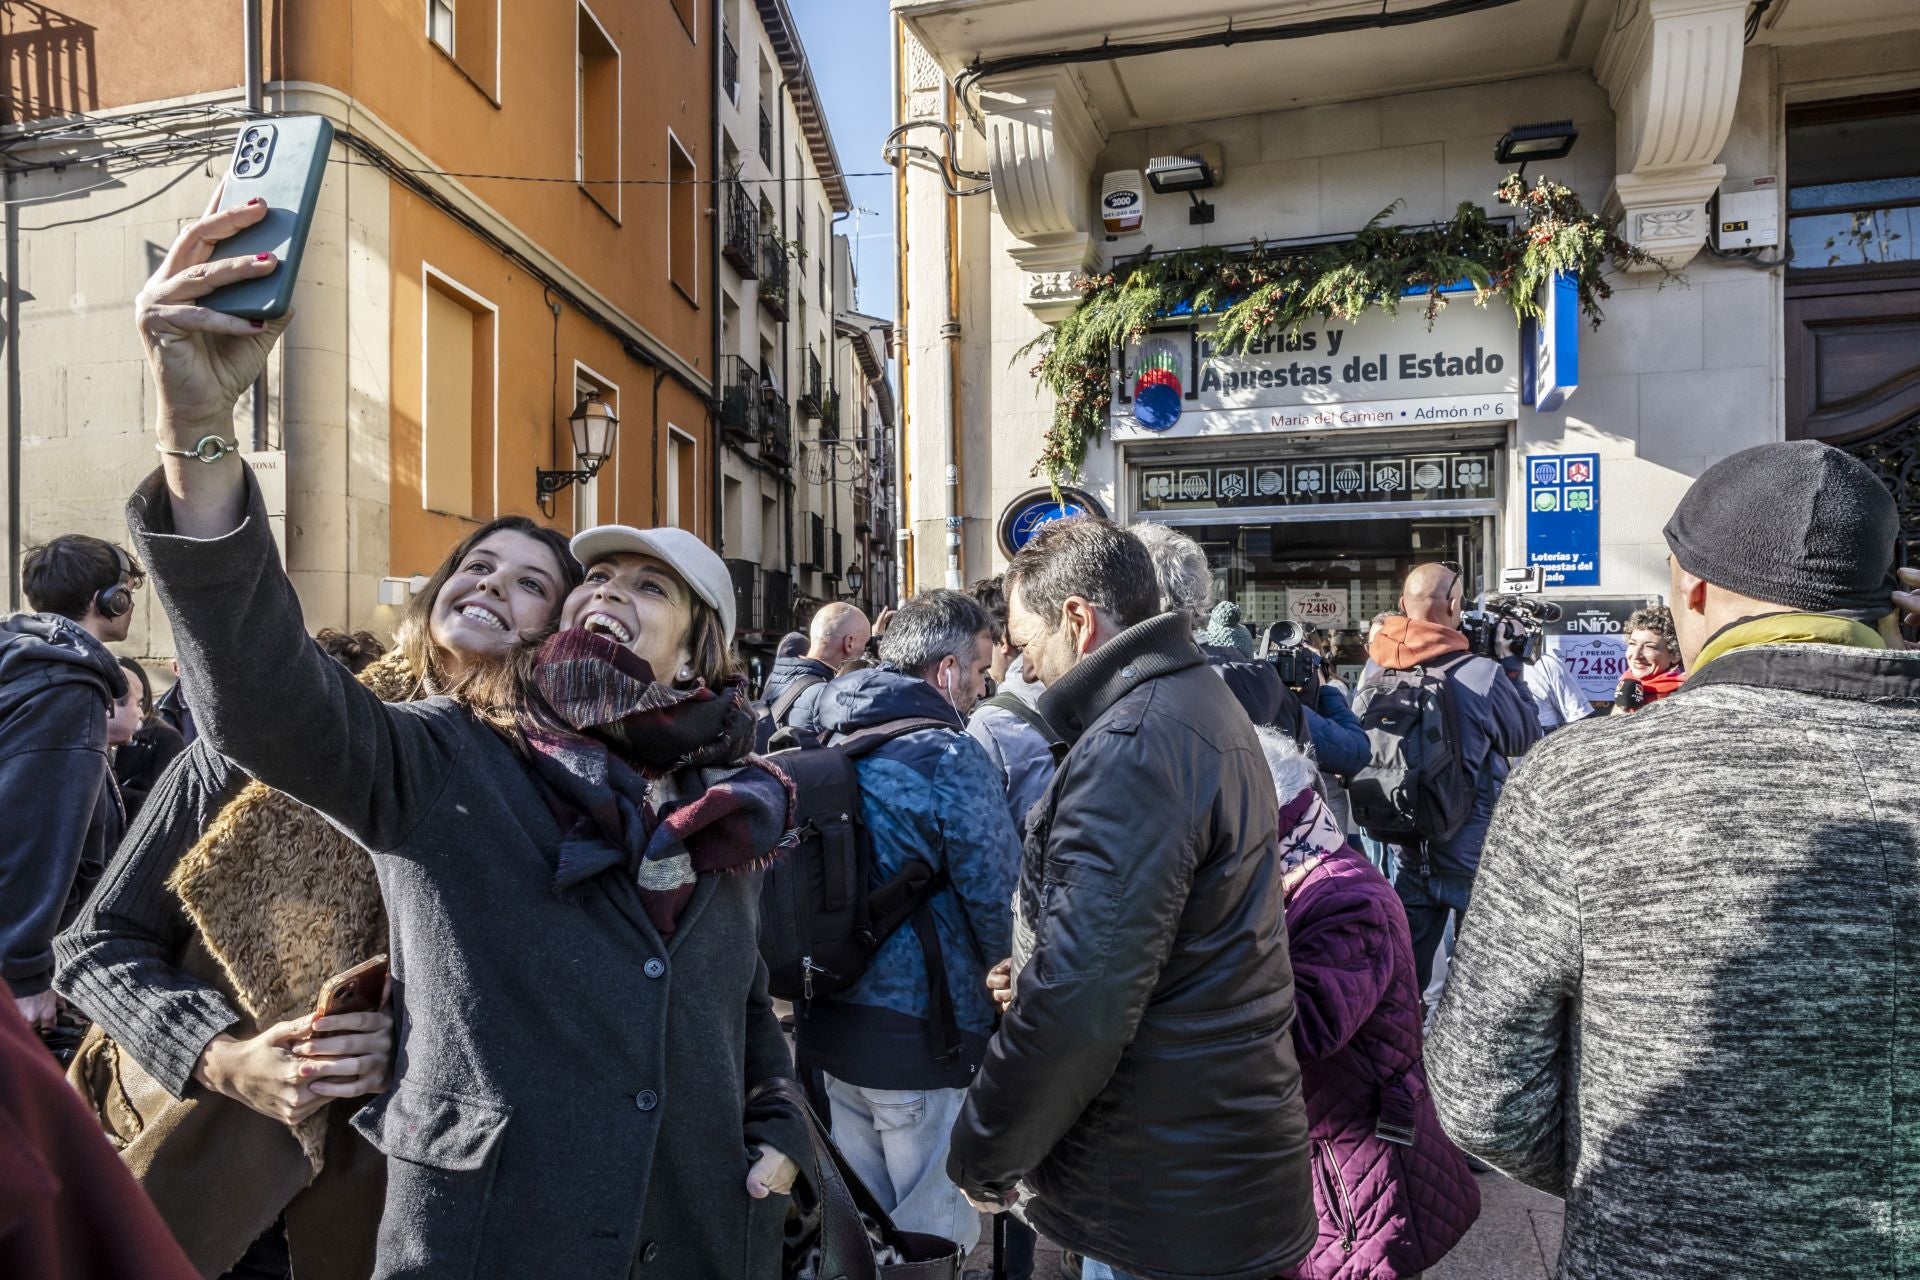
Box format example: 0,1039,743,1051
94,546,135,620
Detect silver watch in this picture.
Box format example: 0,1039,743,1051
156,434,242,464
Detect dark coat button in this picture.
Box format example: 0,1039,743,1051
635,1089,658,1111
643,958,666,979
642,1242,660,1262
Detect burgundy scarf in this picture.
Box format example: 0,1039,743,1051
524,629,793,938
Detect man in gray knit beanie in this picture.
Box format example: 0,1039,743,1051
1426,440,1918,1280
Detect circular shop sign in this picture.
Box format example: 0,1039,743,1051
998,487,1108,558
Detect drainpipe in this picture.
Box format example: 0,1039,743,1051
890,15,912,598
709,0,725,555
940,89,963,590
244,0,268,451
4,167,19,612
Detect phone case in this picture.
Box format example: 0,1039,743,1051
313,954,389,1021
201,115,336,321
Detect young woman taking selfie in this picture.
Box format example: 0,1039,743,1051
122,186,807,1278
58,514,581,1278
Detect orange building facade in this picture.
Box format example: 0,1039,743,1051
0,0,724,638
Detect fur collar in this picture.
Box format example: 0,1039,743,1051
167,649,415,1169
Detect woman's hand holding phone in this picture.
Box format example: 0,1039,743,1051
134,183,289,538
194,1008,394,1125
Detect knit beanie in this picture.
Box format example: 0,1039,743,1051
1663,440,1898,620
1196,600,1256,658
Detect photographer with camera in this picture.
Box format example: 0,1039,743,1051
1261,619,1370,783
1352,563,1540,997
1608,605,1685,714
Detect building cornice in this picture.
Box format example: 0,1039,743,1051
754,0,853,214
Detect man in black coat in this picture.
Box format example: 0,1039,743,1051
947,518,1315,1280
1,535,139,1033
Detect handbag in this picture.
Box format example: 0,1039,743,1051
749,1077,965,1280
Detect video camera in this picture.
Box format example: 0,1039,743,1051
1462,567,1562,664
1261,619,1322,691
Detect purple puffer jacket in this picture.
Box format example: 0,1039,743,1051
1279,843,1480,1279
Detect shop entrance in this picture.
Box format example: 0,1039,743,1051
1126,433,1504,685
1181,515,1489,686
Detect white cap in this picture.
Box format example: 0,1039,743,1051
569,525,736,645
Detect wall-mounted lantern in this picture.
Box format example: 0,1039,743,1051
536,391,619,515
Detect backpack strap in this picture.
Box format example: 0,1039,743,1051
767,672,828,725
832,716,958,757
982,690,1062,746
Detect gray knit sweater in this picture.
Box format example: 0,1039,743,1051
1427,642,1920,1280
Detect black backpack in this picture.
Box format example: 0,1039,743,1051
759,717,965,1061
752,672,829,754
1348,656,1475,845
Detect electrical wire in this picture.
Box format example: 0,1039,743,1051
326,155,892,185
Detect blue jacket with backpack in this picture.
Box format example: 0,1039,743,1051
794,666,1022,1089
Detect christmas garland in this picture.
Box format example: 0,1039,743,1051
1025,175,1668,486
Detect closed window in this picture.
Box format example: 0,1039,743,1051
572,365,619,529
427,0,496,97
577,4,620,219
422,271,496,518
668,133,698,300
667,428,697,531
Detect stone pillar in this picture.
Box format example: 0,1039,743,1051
1597,0,1748,271
976,70,1107,321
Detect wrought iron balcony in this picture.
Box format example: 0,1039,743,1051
763,571,792,635
725,558,761,635
721,30,738,102
797,351,823,418
722,180,758,276
759,395,792,466
758,106,772,166
757,234,790,320
718,356,759,446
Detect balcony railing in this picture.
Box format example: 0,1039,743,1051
831,529,844,577
726,558,761,635
818,385,840,441
718,356,759,446
722,180,758,276
758,107,772,165
759,394,792,466
757,234,789,320
763,571,792,635
721,30,738,102
797,351,823,417
802,512,826,572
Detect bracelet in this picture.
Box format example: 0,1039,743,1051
156,435,242,464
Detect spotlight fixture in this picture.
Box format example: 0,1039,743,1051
1146,153,1216,194
1494,120,1580,174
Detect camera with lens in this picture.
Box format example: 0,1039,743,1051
1261,620,1322,691
1462,594,1562,663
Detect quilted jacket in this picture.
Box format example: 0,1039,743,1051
1282,841,1479,1278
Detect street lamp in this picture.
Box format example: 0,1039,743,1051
536,391,619,515
843,561,865,600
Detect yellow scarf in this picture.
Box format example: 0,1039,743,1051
1693,612,1886,675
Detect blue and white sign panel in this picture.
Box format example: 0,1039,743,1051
1527,270,1580,413
1526,453,1599,587
998,488,1107,557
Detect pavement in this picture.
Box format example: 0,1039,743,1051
960,1170,1564,1279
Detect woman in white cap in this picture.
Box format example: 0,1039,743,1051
124,189,807,1277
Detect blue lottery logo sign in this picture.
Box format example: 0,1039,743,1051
1526,452,1600,587
998,487,1108,556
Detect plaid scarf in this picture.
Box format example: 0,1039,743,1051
526,629,793,938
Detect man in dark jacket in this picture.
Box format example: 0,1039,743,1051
2,535,139,1033
1429,441,1918,1280
948,518,1315,1280
801,589,1020,1256
1360,562,1540,993
758,602,869,748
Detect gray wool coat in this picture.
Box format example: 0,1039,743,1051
128,472,807,1280
1427,641,1920,1280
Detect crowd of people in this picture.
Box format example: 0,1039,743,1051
3,179,1919,1280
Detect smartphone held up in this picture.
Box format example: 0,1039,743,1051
201,115,334,321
